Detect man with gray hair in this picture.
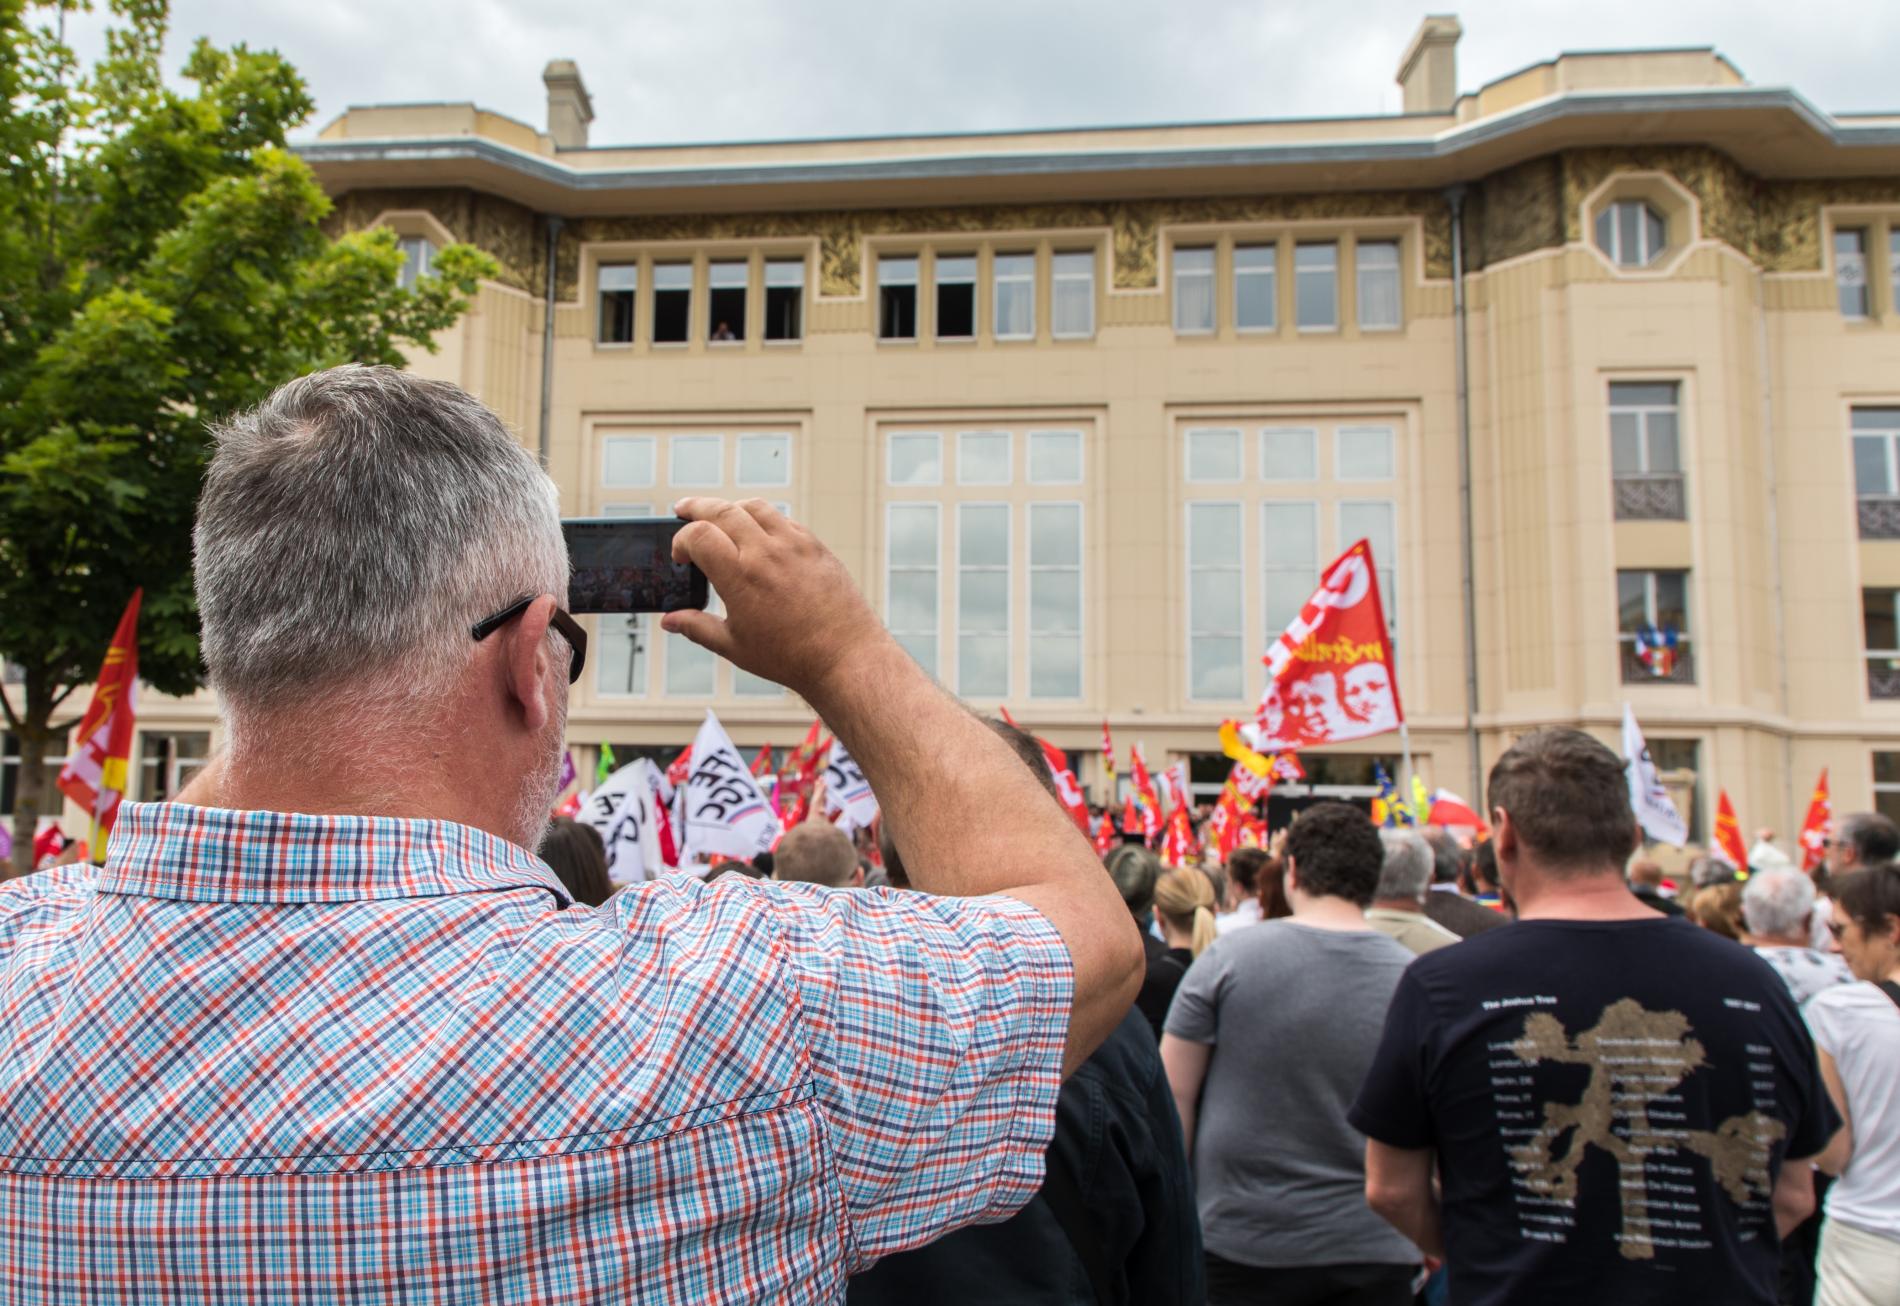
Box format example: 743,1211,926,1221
1815,810,1900,948
1366,829,1461,956
1742,867,1853,1006
0,366,1144,1300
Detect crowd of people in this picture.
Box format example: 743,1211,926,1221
3,366,1896,1304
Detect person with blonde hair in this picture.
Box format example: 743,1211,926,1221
1156,867,1218,958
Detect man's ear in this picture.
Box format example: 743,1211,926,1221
1282,854,1300,897
503,594,559,731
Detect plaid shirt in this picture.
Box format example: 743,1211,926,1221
0,803,1072,1303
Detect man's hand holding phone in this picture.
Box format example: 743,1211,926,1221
661,498,900,704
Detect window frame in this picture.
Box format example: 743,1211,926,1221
1616,569,1692,644
935,252,978,342
1852,408,1900,499
735,433,793,488
878,253,920,342
596,263,637,345
764,257,805,343
1027,500,1085,700
1051,250,1096,340
650,260,694,346
1026,429,1085,486
602,435,657,488
1172,245,1216,336
885,501,942,678
1294,241,1340,332
706,259,748,345
1354,239,1402,332
1837,228,1871,319
954,500,1013,699
1234,242,1277,333
993,251,1037,341
668,434,723,488
1260,499,1319,639
1186,499,1247,702
956,429,1013,487
1260,426,1318,482
887,431,944,487
1335,425,1397,482
1184,426,1244,484
1608,382,1683,477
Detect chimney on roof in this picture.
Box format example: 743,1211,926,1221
543,60,594,149
1395,14,1462,114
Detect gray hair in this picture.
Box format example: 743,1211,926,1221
1376,829,1434,902
196,366,565,717
1741,867,1817,940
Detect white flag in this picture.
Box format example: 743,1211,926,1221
581,758,667,884
1622,703,1688,847
824,739,880,833
681,711,783,865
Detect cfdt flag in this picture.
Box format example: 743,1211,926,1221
1254,541,1402,750
1621,704,1688,847
823,739,880,833
57,589,141,837
681,712,783,866
583,758,668,884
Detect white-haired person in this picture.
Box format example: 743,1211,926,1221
0,366,1144,1299
1744,867,1854,1006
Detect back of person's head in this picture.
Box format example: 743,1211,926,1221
1486,729,1638,875
1154,867,1217,957
1838,811,1900,866
1688,855,1736,889
1283,801,1384,906
1470,838,1499,892
1831,864,1900,938
199,366,564,722
749,850,775,879
538,818,613,907
1740,868,1817,942
1375,830,1434,905
774,823,860,888
1627,857,1666,890
1226,847,1269,898
1423,828,1466,886
1198,861,1230,912
1688,882,1744,942
1104,843,1161,918
1258,855,1292,920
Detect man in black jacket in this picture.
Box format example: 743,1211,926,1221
853,722,1204,1306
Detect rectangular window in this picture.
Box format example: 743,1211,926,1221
736,433,791,487
670,435,722,486
994,253,1036,340
1187,503,1245,700
1052,251,1095,338
1340,500,1397,635
1173,246,1215,334
1356,240,1401,331
1261,501,1318,636
887,503,940,675
1185,427,1243,482
1608,383,1682,474
652,262,692,343
935,254,976,340
1337,426,1396,481
1234,243,1276,331
596,500,655,697
1027,430,1084,485
957,503,1010,697
1837,229,1870,318
957,430,1012,485
708,260,747,342
1865,588,1900,700
1876,752,1900,827
597,264,637,343
764,259,804,341
1029,503,1083,698
135,731,210,803
888,431,943,486
397,235,434,290
1,733,68,818
1296,242,1338,330
1617,569,1692,682
1260,427,1316,481
1892,231,1900,324
879,255,919,340
603,435,656,487
665,621,716,695
1853,408,1900,497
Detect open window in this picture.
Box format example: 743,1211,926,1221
652,262,692,344
597,264,636,344
765,259,804,341
936,254,976,340
708,261,746,343
880,255,918,340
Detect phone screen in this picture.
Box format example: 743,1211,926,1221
563,518,709,613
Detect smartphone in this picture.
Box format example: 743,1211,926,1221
562,517,709,614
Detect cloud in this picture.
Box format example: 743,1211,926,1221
56,0,1900,146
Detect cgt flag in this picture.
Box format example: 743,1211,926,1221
1798,770,1831,873
1255,541,1403,750
1714,790,1749,874
57,589,142,843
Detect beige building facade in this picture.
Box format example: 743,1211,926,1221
13,16,1900,855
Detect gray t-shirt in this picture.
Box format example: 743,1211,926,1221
1166,919,1418,1268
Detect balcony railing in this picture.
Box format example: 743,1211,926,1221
1870,661,1900,700
1620,641,1696,685
1859,497,1900,539
1613,473,1687,521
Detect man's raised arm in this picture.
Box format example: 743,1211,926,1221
664,498,1145,1073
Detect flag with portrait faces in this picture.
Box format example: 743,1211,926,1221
1253,540,1403,750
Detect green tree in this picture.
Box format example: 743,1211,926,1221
1,0,498,872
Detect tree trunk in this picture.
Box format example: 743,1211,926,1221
6,671,57,878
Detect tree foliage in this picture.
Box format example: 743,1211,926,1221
1,0,499,870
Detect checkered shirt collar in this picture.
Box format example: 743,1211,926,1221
99,801,572,906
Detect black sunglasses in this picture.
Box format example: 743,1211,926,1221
471,596,587,684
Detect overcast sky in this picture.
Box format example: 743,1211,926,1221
61,0,1900,146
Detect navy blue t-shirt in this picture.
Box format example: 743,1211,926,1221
1348,915,1838,1306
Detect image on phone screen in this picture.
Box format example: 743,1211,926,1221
563,518,709,613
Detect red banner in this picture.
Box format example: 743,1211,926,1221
1714,790,1748,871
1798,770,1830,873
1255,540,1402,751
56,589,141,835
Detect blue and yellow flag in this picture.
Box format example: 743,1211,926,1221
1371,764,1415,828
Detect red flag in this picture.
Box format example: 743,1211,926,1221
1093,810,1117,855
1254,541,1402,750
1100,720,1116,793
665,746,693,788
750,745,774,778
1270,752,1306,784
57,590,141,837
1129,746,1163,842
998,705,1019,727
1161,804,1199,867
552,790,583,819
1426,790,1487,830
1121,795,1141,842
1208,783,1244,860
1036,737,1091,833
1798,770,1830,873
1714,790,1748,872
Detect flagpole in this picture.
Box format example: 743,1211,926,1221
1399,721,1415,821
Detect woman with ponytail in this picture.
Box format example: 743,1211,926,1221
1135,862,1216,1037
